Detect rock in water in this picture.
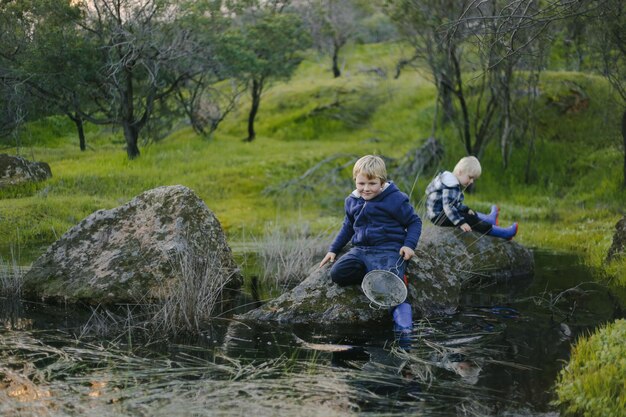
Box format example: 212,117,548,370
240,225,534,325
418,226,534,281
23,185,241,304
240,248,462,324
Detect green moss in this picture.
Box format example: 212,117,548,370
554,319,626,417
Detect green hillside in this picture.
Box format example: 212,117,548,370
1,43,624,287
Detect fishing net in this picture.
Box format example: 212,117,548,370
361,269,407,309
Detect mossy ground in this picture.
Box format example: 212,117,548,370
554,319,626,416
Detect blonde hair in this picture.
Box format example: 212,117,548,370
453,156,482,178
353,155,387,183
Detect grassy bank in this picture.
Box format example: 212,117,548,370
1,43,624,289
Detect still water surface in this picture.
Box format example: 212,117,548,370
0,250,621,416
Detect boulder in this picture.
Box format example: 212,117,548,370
240,248,462,324
23,185,242,304
418,226,534,281
606,215,626,262
240,225,534,325
0,154,52,188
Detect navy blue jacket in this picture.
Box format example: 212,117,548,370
329,182,422,253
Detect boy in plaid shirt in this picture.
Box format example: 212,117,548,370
425,156,518,239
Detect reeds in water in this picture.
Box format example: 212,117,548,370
150,249,238,335
78,247,239,339
0,249,24,298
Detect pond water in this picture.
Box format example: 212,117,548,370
0,249,622,416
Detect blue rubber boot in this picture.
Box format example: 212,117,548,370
488,222,518,240
477,205,499,225
393,302,413,332
393,302,413,350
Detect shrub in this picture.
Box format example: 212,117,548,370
554,319,626,417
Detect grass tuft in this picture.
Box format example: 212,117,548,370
0,249,24,297
254,221,331,295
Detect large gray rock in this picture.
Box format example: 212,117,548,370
418,226,534,281
240,225,534,325
240,248,462,324
0,154,51,188
23,185,242,304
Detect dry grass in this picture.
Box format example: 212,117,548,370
150,248,239,335
254,221,331,294
77,247,240,339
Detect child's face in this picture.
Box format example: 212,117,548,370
355,173,384,200
456,170,477,187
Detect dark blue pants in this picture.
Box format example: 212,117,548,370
330,247,412,333
330,247,406,286
431,207,493,234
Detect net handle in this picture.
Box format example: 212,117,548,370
392,255,406,277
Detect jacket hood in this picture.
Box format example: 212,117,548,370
425,171,459,196
440,171,459,187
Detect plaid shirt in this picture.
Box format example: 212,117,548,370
425,171,468,225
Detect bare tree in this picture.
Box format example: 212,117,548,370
171,1,247,138
299,0,362,77
455,0,618,169
387,0,598,162
465,1,549,166
68,0,201,159
387,0,499,156
174,76,246,138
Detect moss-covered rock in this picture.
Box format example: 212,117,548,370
239,247,461,324
22,185,242,304
0,154,51,189
240,225,534,325
554,319,626,417
418,225,534,281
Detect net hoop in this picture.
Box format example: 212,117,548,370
361,269,407,308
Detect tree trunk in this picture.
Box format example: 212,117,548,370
472,93,497,158
77,118,86,152
499,65,513,168
622,109,626,188
123,123,140,159
450,52,472,155
332,45,341,78
67,112,86,151
439,76,455,123
246,79,263,142
524,124,536,185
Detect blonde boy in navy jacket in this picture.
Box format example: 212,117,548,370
320,155,422,334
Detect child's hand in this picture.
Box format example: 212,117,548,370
460,223,472,232
399,246,415,261
319,252,336,268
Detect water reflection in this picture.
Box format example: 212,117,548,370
0,250,622,416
